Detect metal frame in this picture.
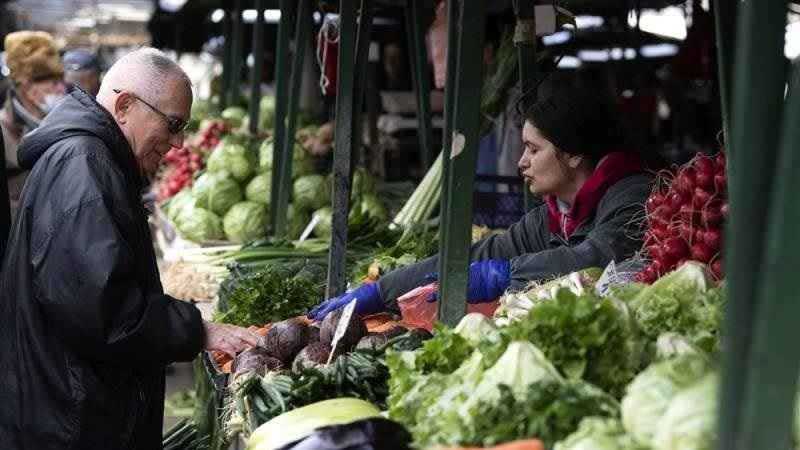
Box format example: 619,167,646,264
716,1,796,448
273,0,313,237
248,0,267,136
436,0,487,326
227,0,245,108
269,0,298,236
325,0,359,297
405,0,435,169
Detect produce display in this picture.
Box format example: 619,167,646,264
162,97,754,450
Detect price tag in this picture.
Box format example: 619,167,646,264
327,299,357,365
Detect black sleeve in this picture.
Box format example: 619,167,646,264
32,197,204,366
378,207,551,305
506,182,649,291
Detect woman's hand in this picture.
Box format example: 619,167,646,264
307,282,384,321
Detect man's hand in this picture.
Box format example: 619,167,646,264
203,321,260,357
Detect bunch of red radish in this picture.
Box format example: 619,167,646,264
636,151,728,283
157,146,204,201
191,119,229,150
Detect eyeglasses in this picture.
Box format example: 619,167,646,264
112,89,188,135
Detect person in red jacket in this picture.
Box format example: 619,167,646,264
309,87,651,321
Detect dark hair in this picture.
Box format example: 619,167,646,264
522,87,626,165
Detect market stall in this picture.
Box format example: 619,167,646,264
141,0,800,449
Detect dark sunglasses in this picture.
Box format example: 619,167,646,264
112,89,188,135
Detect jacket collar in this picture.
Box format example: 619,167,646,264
546,151,643,239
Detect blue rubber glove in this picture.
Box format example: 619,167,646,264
427,259,511,303
307,282,384,321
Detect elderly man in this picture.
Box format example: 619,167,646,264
0,48,258,449
62,48,102,97
0,31,66,221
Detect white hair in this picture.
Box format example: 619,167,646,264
97,47,191,105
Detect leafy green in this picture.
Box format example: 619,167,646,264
207,142,256,182
555,417,647,450
215,261,325,327
504,289,644,397
223,201,268,243
259,138,315,178
245,173,272,206
621,354,711,446
294,175,330,212
221,106,247,129
175,206,224,243
653,373,718,450
466,381,620,448
629,263,723,354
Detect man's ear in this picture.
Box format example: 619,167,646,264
567,154,584,169
113,91,136,124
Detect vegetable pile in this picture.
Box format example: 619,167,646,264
385,261,727,448
638,152,727,283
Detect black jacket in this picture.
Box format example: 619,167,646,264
379,173,652,303
0,88,204,449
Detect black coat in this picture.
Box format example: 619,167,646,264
0,89,204,449
379,173,652,304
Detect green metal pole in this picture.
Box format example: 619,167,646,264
437,0,461,283
274,0,312,238
352,1,375,168
437,0,487,327
325,0,360,298
269,0,298,236
716,1,787,449
712,0,736,146
736,61,800,449
220,10,233,110
405,0,434,169
248,0,266,136
228,0,244,107
512,0,538,211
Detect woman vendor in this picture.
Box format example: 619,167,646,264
308,88,652,321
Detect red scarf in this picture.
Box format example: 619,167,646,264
546,151,643,239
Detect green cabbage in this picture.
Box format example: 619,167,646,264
293,175,330,212
621,354,711,446
193,171,243,215
258,95,276,131
223,201,268,243
555,417,647,450
653,373,718,450
259,139,315,178
175,206,224,243
221,106,247,129
312,207,333,239
164,188,196,222
245,172,272,205
207,143,255,182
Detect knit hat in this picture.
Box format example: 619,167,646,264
4,31,63,84
525,87,624,163
63,48,101,72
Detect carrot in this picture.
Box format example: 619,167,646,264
437,439,545,450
